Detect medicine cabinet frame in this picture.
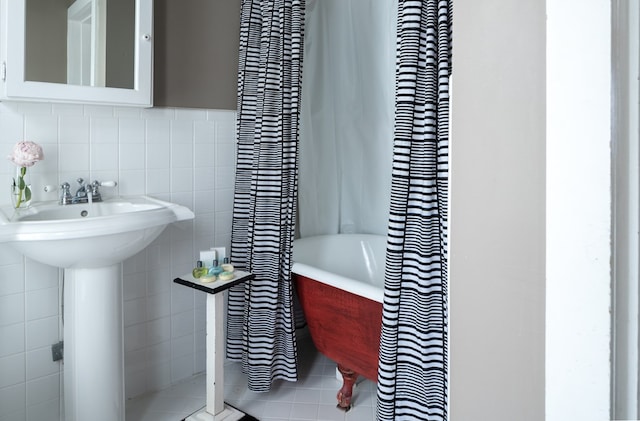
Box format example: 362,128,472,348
0,0,153,107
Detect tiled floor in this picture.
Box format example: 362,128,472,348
126,336,377,421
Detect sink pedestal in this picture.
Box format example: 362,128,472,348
64,265,124,421
0,195,196,421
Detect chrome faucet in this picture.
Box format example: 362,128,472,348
59,178,117,205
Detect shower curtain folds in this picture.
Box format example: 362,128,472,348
376,1,452,420
226,0,306,393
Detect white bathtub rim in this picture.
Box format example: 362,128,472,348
292,261,384,303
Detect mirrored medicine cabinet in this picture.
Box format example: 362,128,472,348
0,0,153,107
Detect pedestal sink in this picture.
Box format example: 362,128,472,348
0,196,195,421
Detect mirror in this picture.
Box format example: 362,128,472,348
1,0,153,107
25,0,134,89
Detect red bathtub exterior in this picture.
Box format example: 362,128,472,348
293,274,382,382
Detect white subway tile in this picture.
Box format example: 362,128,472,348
0,265,24,296
25,373,59,406
169,192,194,212
25,317,58,351
214,188,233,212
193,143,214,168
24,115,58,145
90,117,119,144
141,108,175,121
123,272,147,301
215,143,235,167
193,213,214,238
147,290,171,320
124,323,147,353
25,396,59,421
146,169,170,194
58,144,89,172
170,284,194,315
215,211,233,237
0,113,25,146
170,354,194,384
51,103,84,115
0,323,24,357
0,383,26,418
170,239,193,266
171,168,194,193
25,288,58,322
194,306,206,330
193,167,215,192
25,347,59,381
59,115,90,144
117,169,145,195
18,102,52,116
0,294,25,327
0,245,22,266
215,114,237,143
195,337,206,374
146,120,171,144
194,194,215,214
0,353,25,388
146,351,171,392
147,316,171,345
147,340,171,365
119,143,145,170
124,347,147,374
171,311,194,340
31,144,59,177
214,165,234,190
176,109,207,121
114,107,142,119
124,367,147,400
124,297,147,327
24,262,58,292
194,120,215,144
146,142,171,169
171,119,195,143
83,105,114,117
90,143,118,170
171,142,193,168
172,262,193,282
118,118,145,144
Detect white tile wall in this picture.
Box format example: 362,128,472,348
0,102,237,421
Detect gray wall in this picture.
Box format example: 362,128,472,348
449,0,546,419
153,0,241,110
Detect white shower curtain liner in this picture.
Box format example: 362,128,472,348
298,0,398,237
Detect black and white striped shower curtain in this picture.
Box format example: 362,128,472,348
226,0,305,392
377,1,451,420
227,0,451,414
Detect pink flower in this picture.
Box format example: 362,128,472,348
8,140,44,168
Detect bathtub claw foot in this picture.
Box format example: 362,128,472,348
337,364,358,411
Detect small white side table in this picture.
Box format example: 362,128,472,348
174,271,254,421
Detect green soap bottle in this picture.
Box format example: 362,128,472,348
192,261,208,278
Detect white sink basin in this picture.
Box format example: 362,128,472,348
0,195,194,268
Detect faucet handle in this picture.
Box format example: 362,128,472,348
59,182,72,205
89,180,117,202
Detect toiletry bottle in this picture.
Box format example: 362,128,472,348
192,261,208,278
208,259,223,277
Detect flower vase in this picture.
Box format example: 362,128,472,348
11,166,32,209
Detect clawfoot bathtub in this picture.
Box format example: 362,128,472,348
292,234,384,410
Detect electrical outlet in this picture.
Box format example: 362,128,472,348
51,341,63,361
